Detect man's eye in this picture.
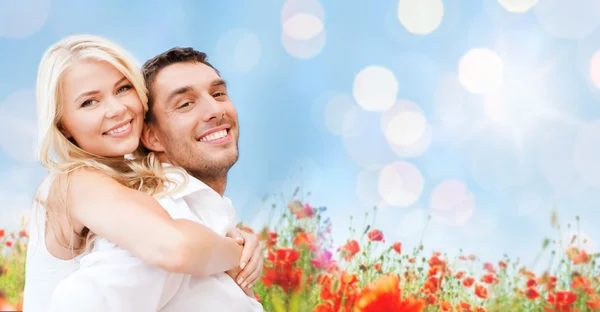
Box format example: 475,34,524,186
117,85,133,93
179,102,192,109
214,92,227,98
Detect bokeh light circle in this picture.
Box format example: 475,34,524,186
353,66,399,112
378,161,424,207
283,13,324,40
281,0,326,59
397,0,444,35
498,0,538,13
458,48,504,94
589,51,600,89
430,180,475,226
381,100,432,157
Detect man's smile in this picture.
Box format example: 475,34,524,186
197,125,232,144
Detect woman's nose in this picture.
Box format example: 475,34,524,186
105,97,127,119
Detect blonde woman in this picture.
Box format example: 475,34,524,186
23,35,262,311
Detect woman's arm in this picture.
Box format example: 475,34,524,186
63,168,243,276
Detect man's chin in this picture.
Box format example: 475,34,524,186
202,153,238,171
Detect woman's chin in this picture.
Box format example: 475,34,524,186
91,142,140,158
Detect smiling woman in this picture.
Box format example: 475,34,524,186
59,60,144,157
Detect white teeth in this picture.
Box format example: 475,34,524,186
106,121,131,135
200,129,227,142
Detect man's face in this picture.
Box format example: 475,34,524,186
144,62,239,177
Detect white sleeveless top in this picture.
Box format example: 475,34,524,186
22,176,83,312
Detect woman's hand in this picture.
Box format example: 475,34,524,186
225,228,264,290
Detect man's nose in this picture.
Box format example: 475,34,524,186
201,95,225,121
105,97,127,119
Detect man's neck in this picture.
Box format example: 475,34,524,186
188,172,227,196
157,154,228,196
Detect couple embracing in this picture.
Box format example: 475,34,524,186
22,34,264,311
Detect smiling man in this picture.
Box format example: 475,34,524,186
141,49,239,196
137,47,263,311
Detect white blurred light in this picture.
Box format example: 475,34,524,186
214,29,262,73
397,0,444,35
0,89,37,162
0,0,50,38
589,51,600,88
458,49,504,94
574,120,600,188
378,161,424,207
381,100,432,157
342,108,397,167
281,29,326,59
324,94,358,135
482,77,549,132
283,13,324,40
483,93,508,124
433,73,481,142
384,112,427,146
390,126,432,158
479,65,555,151
534,0,600,39
498,0,538,13
281,0,326,59
430,180,475,226
353,66,399,112
281,0,324,24
356,165,389,210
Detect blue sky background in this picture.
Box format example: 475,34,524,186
1,0,599,267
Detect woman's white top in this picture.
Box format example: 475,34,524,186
22,177,82,312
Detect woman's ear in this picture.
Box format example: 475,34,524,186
58,123,72,139
141,123,165,152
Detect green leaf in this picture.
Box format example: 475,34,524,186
289,292,302,312
271,294,287,312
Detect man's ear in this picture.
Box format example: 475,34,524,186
141,123,165,152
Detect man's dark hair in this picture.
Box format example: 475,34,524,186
142,47,220,123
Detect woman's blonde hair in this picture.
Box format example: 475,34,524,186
34,34,182,254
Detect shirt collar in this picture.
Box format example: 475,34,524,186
162,163,225,200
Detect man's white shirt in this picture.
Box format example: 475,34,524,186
48,169,263,312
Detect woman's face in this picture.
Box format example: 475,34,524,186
60,60,144,157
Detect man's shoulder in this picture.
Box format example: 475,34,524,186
155,193,201,221
156,195,177,209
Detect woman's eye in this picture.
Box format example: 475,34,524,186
81,99,97,107
214,92,227,98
